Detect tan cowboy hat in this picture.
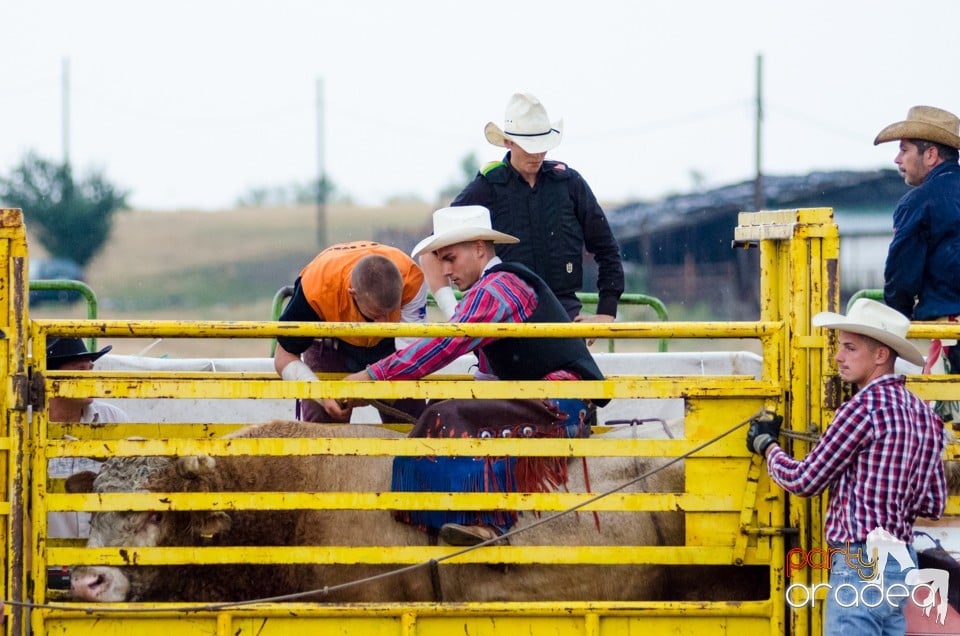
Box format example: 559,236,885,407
411,206,519,258
874,105,960,149
812,298,924,367
484,92,564,154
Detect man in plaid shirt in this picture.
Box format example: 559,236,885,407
747,298,947,633
342,205,607,546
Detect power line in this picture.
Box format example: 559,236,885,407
572,99,751,143
766,103,868,143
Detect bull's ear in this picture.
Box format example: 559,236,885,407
65,471,98,493
196,511,232,541
176,455,216,479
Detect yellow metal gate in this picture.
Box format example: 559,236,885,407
0,206,955,635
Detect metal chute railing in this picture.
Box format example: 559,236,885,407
270,285,670,355
32,320,783,563
846,288,883,312
29,279,99,351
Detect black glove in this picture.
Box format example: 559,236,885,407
746,412,783,456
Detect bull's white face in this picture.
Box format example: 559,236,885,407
70,566,131,603
71,510,176,602
69,456,189,602
86,510,170,548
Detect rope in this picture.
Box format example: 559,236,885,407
367,399,419,424
781,429,820,443
14,410,767,614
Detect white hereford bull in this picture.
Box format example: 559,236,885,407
69,420,767,603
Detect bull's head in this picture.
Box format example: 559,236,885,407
69,454,233,602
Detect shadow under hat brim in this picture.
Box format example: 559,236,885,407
411,228,519,259
484,121,563,154
47,344,113,367
874,121,960,149
811,313,924,367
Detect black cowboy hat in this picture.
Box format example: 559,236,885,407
46,337,112,370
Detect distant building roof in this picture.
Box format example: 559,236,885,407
608,169,908,242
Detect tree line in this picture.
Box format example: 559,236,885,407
0,150,482,274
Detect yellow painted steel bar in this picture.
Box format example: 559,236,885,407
45,422,707,439
35,601,776,615
36,599,776,619
50,544,743,566
35,612,774,636
34,318,782,339
31,313,956,340
47,376,779,400
45,435,745,458
1,209,31,636
46,491,737,513
49,422,247,440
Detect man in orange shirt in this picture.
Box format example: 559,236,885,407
273,241,428,422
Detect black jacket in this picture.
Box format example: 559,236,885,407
452,154,624,318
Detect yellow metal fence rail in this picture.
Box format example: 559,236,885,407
28,317,784,636
8,207,959,636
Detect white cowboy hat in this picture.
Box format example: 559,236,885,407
874,105,960,149
812,298,924,367
484,92,563,154
411,206,519,258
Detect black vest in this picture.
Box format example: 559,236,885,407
481,162,584,300
480,262,608,406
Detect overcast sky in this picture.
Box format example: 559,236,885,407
3,1,959,211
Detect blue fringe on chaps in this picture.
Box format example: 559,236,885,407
391,456,518,532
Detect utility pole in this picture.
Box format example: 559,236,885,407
316,77,327,248
62,57,71,166
753,53,764,212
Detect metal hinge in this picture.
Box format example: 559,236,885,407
26,370,45,411
10,371,43,411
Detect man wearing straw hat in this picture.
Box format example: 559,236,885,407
746,299,946,632
342,205,607,545
450,92,624,326
874,106,960,326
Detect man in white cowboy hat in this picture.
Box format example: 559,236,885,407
450,91,624,326
746,298,946,632
343,205,608,545
874,106,960,326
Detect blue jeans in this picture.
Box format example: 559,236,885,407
823,542,917,635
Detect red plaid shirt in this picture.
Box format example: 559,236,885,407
766,374,947,544
368,264,579,382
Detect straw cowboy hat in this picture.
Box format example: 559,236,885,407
812,298,924,367
484,92,563,154
46,337,112,370
874,105,960,149
411,206,518,258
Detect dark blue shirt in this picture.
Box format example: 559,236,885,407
884,161,960,320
